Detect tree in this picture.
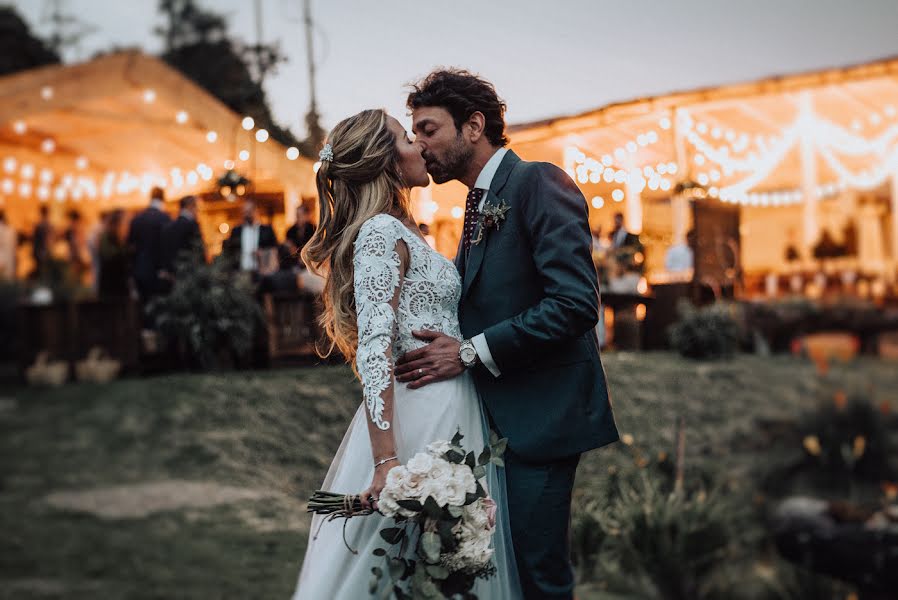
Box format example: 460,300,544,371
155,0,301,151
0,7,61,77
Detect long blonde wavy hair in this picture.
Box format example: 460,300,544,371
301,109,411,365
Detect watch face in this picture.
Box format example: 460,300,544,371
461,347,477,363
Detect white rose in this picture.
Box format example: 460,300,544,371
406,452,434,476
450,464,477,495
426,440,452,457
427,457,451,481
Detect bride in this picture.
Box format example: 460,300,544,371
292,109,521,599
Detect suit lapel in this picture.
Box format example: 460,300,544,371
461,150,520,298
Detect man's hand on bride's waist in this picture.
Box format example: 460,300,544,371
394,330,464,389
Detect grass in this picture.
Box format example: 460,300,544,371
1,353,896,599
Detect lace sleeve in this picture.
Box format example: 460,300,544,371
353,220,406,431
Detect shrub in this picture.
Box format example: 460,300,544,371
668,300,740,360
149,255,264,370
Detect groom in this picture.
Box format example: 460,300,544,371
395,69,619,599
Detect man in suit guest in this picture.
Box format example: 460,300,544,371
31,205,53,277
127,186,171,307
284,204,315,268
161,195,205,277
610,211,640,249
226,197,277,274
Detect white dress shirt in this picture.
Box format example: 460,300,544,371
467,147,508,378
240,222,260,271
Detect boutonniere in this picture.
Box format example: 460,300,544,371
472,199,510,246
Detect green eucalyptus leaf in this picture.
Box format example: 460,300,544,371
379,527,404,544
421,531,441,563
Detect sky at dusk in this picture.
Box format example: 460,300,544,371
10,0,898,138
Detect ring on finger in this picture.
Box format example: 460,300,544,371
418,368,424,376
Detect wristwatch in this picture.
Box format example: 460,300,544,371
458,339,479,368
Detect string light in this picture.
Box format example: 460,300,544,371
238,150,250,161
143,89,156,103
255,129,269,143
286,147,300,160
241,117,254,130
206,131,218,143
41,86,54,100
41,139,55,154
12,121,26,135
175,110,189,124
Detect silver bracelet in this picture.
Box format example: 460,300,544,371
374,455,398,469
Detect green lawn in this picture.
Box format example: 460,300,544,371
1,354,895,599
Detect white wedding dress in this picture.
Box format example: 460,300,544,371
292,214,521,599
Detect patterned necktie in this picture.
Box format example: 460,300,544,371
462,188,485,255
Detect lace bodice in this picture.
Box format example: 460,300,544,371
353,214,463,430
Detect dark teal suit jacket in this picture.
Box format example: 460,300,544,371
456,150,619,461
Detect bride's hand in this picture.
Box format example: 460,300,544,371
360,461,396,511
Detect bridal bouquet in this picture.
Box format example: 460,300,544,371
307,430,507,599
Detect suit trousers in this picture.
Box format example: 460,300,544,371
504,446,581,599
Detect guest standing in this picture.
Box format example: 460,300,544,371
127,187,171,314
225,197,277,275
0,210,16,280
97,210,130,299
31,205,53,277
161,195,205,277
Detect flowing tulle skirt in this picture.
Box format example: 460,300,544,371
292,372,522,599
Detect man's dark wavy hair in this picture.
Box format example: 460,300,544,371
406,68,509,147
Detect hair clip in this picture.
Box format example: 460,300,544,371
319,144,334,162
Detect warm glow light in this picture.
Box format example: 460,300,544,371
12,120,26,135
612,189,624,202
143,89,156,103
659,117,672,130
637,278,648,295
591,196,604,209
206,131,218,143
219,223,230,234
239,150,250,161
287,147,300,160
75,156,88,170
255,129,269,142
636,303,647,321
175,110,189,124
19,182,32,197
451,206,464,219
21,164,35,180
236,184,246,196
41,139,55,153
186,170,198,185
1,179,13,194
41,85,54,100
224,159,235,170
2,157,15,174
37,186,50,201
220,185,232,197
39,168,53,183
241,116,255,130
